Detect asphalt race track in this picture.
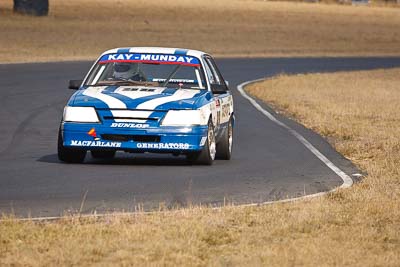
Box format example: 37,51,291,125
1,57,400,217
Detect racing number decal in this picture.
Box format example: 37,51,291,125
217,95,232,124
221,103,230,121
215,98,221,127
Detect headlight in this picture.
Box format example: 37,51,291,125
161,110,207,126
63,106,100,123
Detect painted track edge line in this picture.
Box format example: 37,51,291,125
237,78,354,190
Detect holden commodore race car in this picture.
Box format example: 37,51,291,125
58,47,234,165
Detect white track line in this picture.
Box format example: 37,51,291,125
6,78,354,222
237,78,353,194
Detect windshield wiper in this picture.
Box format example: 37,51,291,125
93,80,144,86
162,65,181,87
92,80,162,87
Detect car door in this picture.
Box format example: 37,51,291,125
203,56,233,137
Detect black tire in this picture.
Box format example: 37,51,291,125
187,120,216,165
91,150,116,159
216,117,233,160
57,128,86,163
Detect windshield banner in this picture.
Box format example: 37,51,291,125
99,53,201,66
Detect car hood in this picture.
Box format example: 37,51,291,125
69,86,211,110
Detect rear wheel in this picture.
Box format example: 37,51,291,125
91,150,116,159
216,117,233,160
187,120,216,165
57,128,86,163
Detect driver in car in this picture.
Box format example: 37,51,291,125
113,62,147,81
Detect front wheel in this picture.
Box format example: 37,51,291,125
187,120,216,165
57,128,86,163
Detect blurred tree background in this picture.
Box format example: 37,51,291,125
13,0,48,16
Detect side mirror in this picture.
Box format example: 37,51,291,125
225,80,229,87
211,84,228,94
68,80,83,90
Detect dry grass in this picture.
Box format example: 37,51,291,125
2,68,400,266
1,0,400,63
1,199,399,266
247,68,400,171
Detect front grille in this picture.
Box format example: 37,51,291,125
101,134,160,142
103,116,158,121
102,110,161,122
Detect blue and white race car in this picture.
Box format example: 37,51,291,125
58,47,234,165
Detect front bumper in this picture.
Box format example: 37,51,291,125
61,122,208,153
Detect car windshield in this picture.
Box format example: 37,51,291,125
84,53,207,89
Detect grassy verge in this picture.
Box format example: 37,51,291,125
1,68,400,266
1,0,400,63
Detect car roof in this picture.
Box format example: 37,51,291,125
101,47,207,59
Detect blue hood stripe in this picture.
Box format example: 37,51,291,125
100,86,179,109
152,90,205,110
101,86,139,109
162,88,178,94
70,89,108,109
72,86,207,110
128,91,177,109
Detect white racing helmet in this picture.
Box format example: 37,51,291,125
113,62,140,80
